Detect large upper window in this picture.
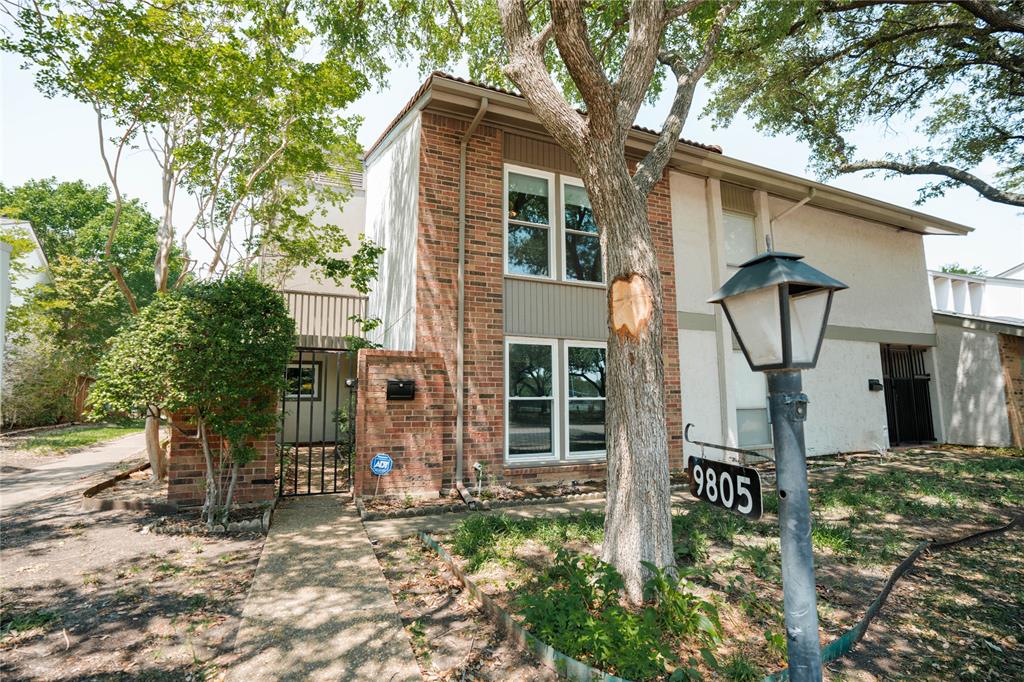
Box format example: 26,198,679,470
506,338,606,463
723,210,757,268
505,165,603,284
506,170,553,277
562,181,602,282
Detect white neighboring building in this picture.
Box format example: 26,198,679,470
1,219,51,404
929,265,1024,447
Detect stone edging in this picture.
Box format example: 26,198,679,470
358,483,690,522
355,496,469,521
417,531,630,682
81,461,179,515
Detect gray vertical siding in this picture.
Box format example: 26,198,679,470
504,278,606,340
721,182,756,214
503,134,579,175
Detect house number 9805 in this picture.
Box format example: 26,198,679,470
688,456,763,520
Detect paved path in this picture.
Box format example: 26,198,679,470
0,432,146,512
228,496,421,682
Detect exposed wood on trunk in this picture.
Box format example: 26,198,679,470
609,273,654,339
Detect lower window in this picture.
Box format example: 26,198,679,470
505,338,606,463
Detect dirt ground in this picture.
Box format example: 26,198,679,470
376,447,1023,681
1,460,263,680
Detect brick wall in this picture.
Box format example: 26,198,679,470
166,411,277,507
999,334,1024,448
353,349,452,496
412,111,684,488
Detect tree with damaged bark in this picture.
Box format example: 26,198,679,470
378,0,744,602
2,0,385,477
707,0,1024,208
88,276,293,528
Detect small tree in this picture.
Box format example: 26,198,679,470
89,275,293,526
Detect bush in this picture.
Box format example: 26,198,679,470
88,274,293,526
2,337,77,428
517,550,720,680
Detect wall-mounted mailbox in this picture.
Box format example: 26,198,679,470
387,379,416,401
868,379,884,392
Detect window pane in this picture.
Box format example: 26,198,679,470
565,232,602,282
564,184,597,234
568,347,605,397
723,211,756,266
569,400,605,453
737,408,770,447
509,400,553,456
509,344,553,397
508,172,549,225
508,224,549,276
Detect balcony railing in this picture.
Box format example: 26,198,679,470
281,289,368,350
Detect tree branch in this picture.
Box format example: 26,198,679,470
498,0,587,155
954,0,1024,34
613,0,668,131
633,1,737,195
548,0,615,127
840,159,1024,207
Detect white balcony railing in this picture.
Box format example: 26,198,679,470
281,289,368,349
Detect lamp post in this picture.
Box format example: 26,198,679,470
708,251,847,682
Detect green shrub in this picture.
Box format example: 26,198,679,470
517,550,719,680
720,652,762,682
450,512,603,572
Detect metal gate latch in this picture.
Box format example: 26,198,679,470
783,393,809,421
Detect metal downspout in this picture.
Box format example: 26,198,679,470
456,97,489,498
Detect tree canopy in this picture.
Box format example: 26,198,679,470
707,1,1024,208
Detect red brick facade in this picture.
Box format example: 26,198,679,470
353,350,452,496
410,111,684,490
166,411,277,507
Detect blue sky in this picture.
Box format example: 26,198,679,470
2,55,1021,274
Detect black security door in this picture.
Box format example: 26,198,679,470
880,344,935,445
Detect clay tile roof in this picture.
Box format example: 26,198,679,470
365,70,722,160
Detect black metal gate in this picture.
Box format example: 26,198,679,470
277,347,357,496
880,344,935,445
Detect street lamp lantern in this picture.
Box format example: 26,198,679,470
708,250,847,682
708,251,847,371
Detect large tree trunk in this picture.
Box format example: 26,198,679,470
584,155,675,604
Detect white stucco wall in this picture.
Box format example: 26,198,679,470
670,174,939,456
282,188,367,296
767,198,935,334
678,329,724,466
934,322,1012,446
364,115,421,351
801,339,890,455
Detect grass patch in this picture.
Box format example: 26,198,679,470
18,421,144,454
449,511,603,572
1,608,59,636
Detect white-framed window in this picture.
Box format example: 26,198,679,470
504,165,556,279
565,341,606,458
731,351,770,447
723,210,757,269
560,177,603,283
285,361,321,401
505,338,559,462
505,337,607,463
503,164,604,285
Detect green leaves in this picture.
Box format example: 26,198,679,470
516,550,721,680
88,275,294,464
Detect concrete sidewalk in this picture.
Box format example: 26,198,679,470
228,496,421,682
0,432,146,512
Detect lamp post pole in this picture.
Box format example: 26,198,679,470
766,369,822,682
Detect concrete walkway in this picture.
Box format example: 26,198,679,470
0,432,146,512
228,496,421,682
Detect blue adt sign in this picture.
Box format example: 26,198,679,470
370,453,393,476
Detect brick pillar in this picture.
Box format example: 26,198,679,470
166,410,278,506
354,350,452,497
